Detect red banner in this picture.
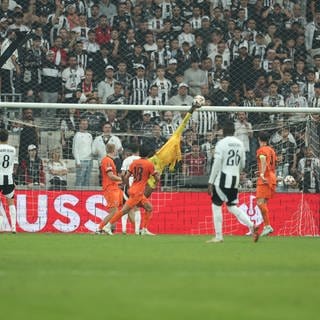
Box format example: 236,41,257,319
0,191,319,236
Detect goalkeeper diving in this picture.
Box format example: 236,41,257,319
145,95,205,197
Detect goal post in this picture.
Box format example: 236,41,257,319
0,102,319,191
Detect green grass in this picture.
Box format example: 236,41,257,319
0,234,319,320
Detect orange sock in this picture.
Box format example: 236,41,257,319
109,210,123,224
258,203,270,225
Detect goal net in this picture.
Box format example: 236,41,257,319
0,103,319,236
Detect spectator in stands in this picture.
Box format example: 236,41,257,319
200,130,215,175
159,19,175,48
234,112,253,169
210,5,225,32
190,33,208,63
95,15,111,46
111,1,133,30
72,118,93,187
60,108,79,160
176,41,192,73
19,144,45,187
150,37,171,70
88,43,112,82
143,85,163,123
310,82,320,108
92,121,123,174
160,110,177,139
50,36,68,69
142,123,167,151
263,82,285,122
183,59,208,96
126,42,149,75
0,29,20,101
279,69,294,100
106,81,127,105
18,108,38,162
47,3,69,45
208,40,230,70
62,54,85,103
131,110,154,137
182,142,206,176
165,58,178,85
271,126,297,185
65,4,80,30
104,109,128,134
40,50,61,107
297,146,320,193
285,82,308,122
178,21,195,47
267,58,283,85
8,11,29,33
191,87,217,136
214,77,234,107
75,68,98,103
71,40,89,69
47,147,68,191
166,82,193,106
72,13,90,42
113,61,132,93
97,65,117,103
230,42,252,92
87,4,100,29
151,65,172,105
170,4,185,34
189,5,202,30
0,0,14,23
305,5,320,59
304,69,317,103
129,64,150,105
99,0,116,20
181,128,194,154
148,5,164,34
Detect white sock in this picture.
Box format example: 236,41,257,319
0,200,5,230
227,205,253,229
212,204,223,240
9,204,17,232
134,209,141,234
121,214,128,233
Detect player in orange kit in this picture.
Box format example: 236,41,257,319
256,131,277,236
96,143,123,234
103,145,160,235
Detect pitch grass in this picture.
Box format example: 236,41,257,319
0,235,319,320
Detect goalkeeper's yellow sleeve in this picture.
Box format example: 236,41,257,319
147,112,193,189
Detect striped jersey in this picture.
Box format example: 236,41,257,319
209,136,245,189
0,144,17,185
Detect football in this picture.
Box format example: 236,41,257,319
193,95,206,108
284,175,296,186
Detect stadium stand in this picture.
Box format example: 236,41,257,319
0,0,319,191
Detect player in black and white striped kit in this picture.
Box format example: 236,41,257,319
0,129,17,233
207,121,259,243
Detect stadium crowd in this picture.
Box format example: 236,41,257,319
0,0,319,191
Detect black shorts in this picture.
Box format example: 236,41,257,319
0,184,15,198
211,185,238,206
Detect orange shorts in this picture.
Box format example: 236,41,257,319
103,188,123,209
256,184,276,199
126,192,150,209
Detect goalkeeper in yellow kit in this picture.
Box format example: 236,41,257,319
144,99,203,197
